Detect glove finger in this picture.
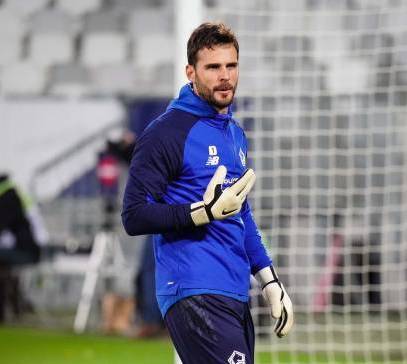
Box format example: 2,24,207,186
274,306,287,337
204,165,227,202
270,299,283,319
228,169,255,195
237,172,256,202
264,285,283,318
275,296,294,338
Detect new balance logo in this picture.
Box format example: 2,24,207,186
228,350,246,364
206,156,219,166
206,145,220,166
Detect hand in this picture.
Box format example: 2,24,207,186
255,266,294,338
190,165,256,226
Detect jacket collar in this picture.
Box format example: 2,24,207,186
167,83,233,123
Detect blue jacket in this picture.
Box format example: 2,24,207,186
122,83,271,316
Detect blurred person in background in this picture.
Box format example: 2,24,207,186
0,173,47,322
100,131,164,337
122,23,293,363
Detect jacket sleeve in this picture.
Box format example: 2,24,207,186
121,123,195,236
241,200,272,275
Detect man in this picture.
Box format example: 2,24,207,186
0,173,42,321
101,134,164,337
122,23,293,364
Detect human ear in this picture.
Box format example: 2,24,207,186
186,64,195,82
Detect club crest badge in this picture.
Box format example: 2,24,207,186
228,350,246,364
239,148,246,167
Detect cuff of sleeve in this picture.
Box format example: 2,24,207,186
190,201,210,226
252,261,272,277
179,203,200,229
254,265,280,286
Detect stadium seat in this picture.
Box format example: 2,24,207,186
49,84,93,98
90,63,136,95
29,33,74,66
151,62,174,96
2,62,47,95
0,35,21,66
128,8,173,37
49,63,91,97
83,9,126,33
29,8,78,34
0,7,26,38
132,34,173,68
81,32,128,67
3,0,49,17
108,0,164,12
56,0,102,16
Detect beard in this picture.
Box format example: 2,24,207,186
194,76,237,110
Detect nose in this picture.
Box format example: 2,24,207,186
219,66,230,81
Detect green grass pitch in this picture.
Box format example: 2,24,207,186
1,326,400,363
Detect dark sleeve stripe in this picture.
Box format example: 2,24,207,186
122,110,200,235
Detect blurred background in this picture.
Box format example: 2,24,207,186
0,0,407,363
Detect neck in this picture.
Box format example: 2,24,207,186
215,106,228,114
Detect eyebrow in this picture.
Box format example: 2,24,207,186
204,62,238,69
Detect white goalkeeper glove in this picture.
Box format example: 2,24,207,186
255,265,294,338
190,165,256,226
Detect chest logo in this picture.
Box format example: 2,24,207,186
206,145,219,166
239,148,246,167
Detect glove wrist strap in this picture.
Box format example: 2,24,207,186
190,201,210,226
255,265,280,289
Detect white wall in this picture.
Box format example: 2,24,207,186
0,98,125,197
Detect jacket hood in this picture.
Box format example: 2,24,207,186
167,83,233,120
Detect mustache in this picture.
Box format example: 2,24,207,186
214,83,234,91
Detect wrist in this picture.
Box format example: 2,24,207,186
190,201,210,226
255,265,279,288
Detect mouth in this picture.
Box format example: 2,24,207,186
217,89,232,95
215,87,233,97
214,84,233,92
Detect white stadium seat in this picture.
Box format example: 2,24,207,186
49,63,92,97
81,32,128,67
29,33,74,66
113,0,164,12
128,8,173,37
90,63,136,95
2,62,47,95
3,0,49,17
83,9,125,33
56,0,102,16
50,83,92,98
133,34,174,68
0,7,26,38
0,35,21,66
151,62,174,96
29,8,78,35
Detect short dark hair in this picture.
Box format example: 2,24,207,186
187,22,239,66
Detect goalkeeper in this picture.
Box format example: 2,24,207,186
122,22,293,364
